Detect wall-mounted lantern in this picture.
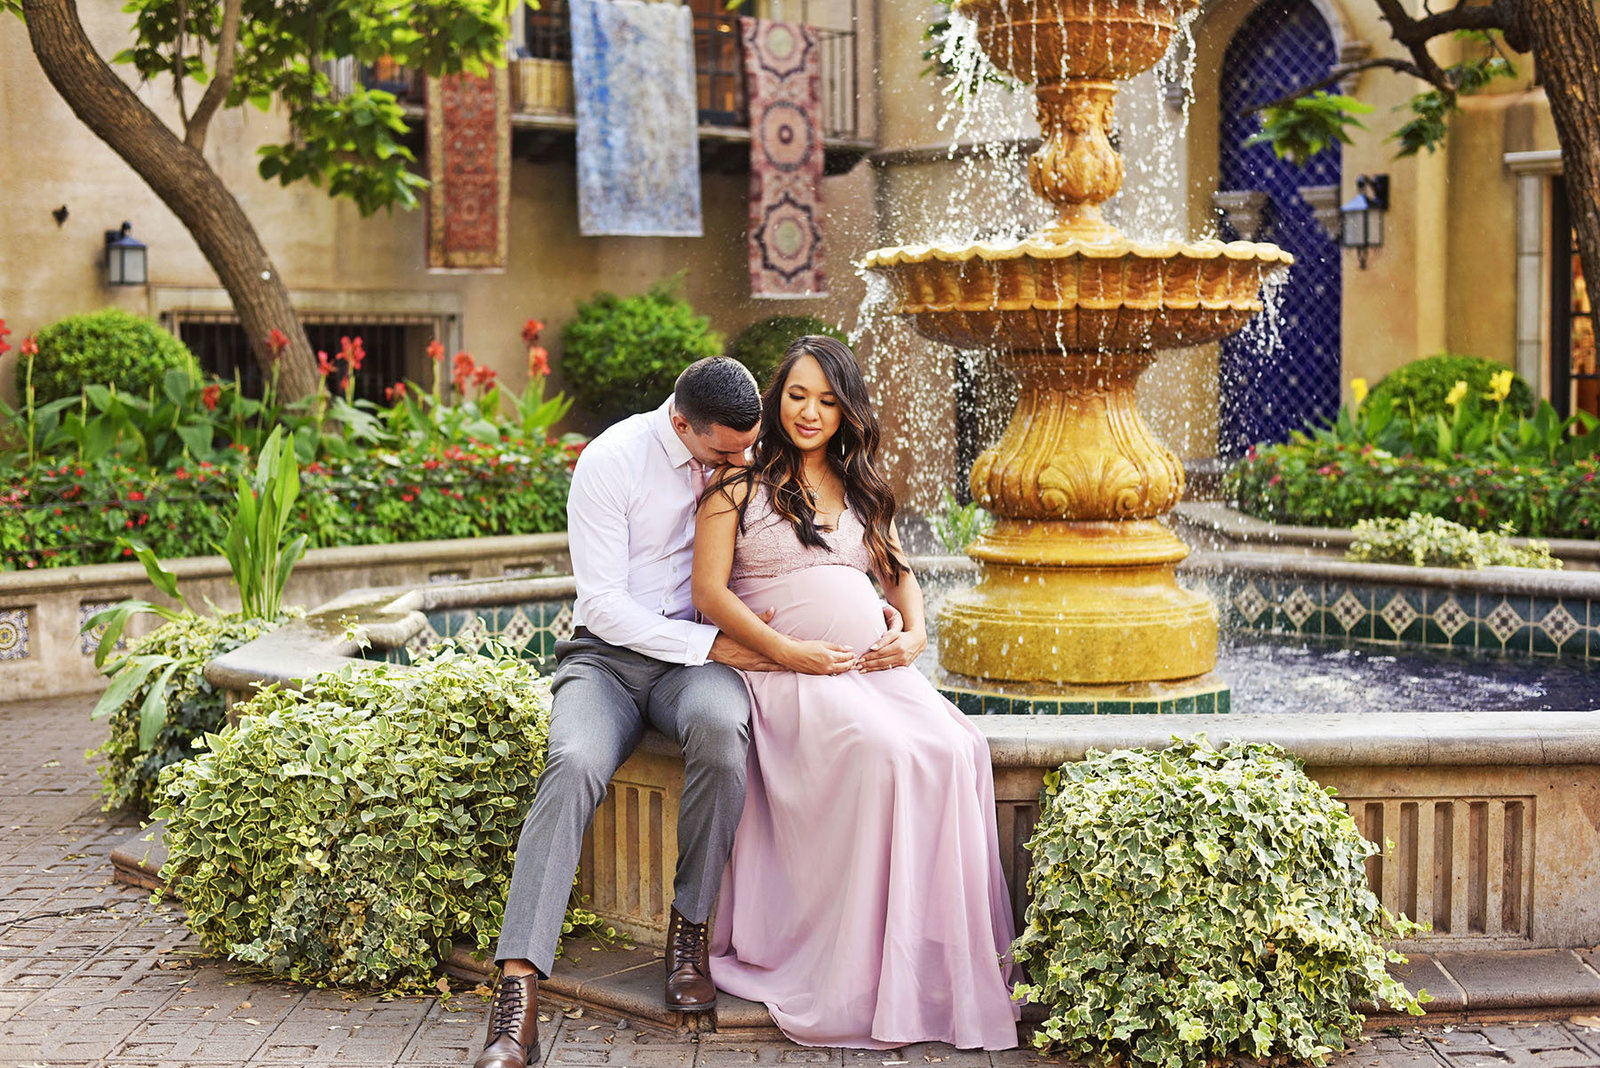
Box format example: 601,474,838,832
104,221,148,286
1341,175,1389,269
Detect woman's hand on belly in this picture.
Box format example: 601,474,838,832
780,638,858,675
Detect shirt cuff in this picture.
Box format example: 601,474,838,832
684,621,720,666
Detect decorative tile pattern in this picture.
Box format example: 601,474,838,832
501,563,546,578
1434,596,1471,638
938,684,1231,716
1235,582,1269,624
0,606,30,661
427,570,469,585
1282,586,1317,628
78,601,125,657
1214,576,1600,663
547,603,575,642
404,619,442,659
1485,601,1524,644
1331,590,1366,632
500,608,537,653
1542,603,1581,646
1379,593,1418,636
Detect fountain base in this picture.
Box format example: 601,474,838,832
936,520,1218,684
936,670,1231,716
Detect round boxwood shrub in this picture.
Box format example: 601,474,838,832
91,612,278,815
1012,737,1424,1068
727,314,848,389
559,280,724,422
1367,353,1533,421
24,308,200,405
154,640,607,991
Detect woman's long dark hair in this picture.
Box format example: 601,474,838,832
714,335,906,584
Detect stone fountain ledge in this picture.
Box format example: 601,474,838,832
1177,500,1600,569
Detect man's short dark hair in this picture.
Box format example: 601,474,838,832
674,357,760,433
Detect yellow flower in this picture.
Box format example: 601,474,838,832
1445,380,1469,407
1486,369,1514,403
1350,378,1368,404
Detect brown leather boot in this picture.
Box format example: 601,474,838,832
473,972,540,1068
664,904,717,1010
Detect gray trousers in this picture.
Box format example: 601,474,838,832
494,636,751,976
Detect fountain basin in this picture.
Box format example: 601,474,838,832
956,0,1201,82
862,237,1292,351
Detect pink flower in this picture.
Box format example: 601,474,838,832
317,350,337,376
340,335,366,373
528,345,550,378
19,335,38,357
385,382,407,402
268,328,290,357
427,339,445,362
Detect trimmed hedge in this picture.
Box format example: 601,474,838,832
727,315,848,390
1,439,573,570
1224,441,1600,538
1366,353,1533,421
25,308,200,405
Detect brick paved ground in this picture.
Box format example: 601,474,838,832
3,694,1600,1068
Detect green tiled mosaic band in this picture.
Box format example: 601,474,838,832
938,682,1232,716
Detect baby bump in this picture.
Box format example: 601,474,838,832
733,565,887,653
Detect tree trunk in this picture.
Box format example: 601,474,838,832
21,0,322,400
1522,0,1600,351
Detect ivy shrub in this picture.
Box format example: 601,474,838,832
1012,738,1424,1068
91,613,278,814
559,280,723,423
154,642,606,991
1347,513,1561,570
1367,353,1533,421
25,308,200,405
726,314,847,389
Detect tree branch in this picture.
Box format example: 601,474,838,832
184,0,239,152
1248,57,1430,113
1403,4,1508,45
1370,0,1450,87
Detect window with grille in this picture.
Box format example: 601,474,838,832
175,315,443,403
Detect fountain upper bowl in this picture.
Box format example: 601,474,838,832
955,0,1203,83
862,235,1293,353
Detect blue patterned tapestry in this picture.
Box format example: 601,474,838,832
570,0,703,237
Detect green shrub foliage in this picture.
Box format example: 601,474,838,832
155,642,589,991
559,281,724,422
726,315,848,390
1367,353,1532,420
91,613,276,814
1013,738,1423,1068
1347,513,1561,569
26,308,200,405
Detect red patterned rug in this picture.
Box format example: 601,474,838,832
742,17,827,298
426,66,511,271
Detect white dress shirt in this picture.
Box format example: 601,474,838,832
568,397,721,665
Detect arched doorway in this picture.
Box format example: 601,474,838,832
1216,0,1343,456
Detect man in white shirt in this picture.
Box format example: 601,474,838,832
475,358,772,1068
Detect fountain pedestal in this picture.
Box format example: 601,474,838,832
864,0,1291,704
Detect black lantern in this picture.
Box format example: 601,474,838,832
1340,175,1389,269
104,222,148,286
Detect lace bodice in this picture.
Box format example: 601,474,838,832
731,484,874,581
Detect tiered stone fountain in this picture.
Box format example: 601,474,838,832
865,0,1293,711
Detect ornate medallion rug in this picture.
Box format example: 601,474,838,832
570,0,702,237
425,66,511,271
741,17,827,298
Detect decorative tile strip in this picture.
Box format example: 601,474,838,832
0,607,29,661
78,600,125,656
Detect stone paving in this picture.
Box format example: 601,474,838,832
4,694,1600,1068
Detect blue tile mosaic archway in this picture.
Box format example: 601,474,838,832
1217,0,1343,456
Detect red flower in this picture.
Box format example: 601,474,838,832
521,318,545,346
1267,474,1281,487
128,490,145,502
527,345,550,378
385,382,407,402
268,328,290,357
176,468,190,480
317,350,337,376
0,319,10,356
201,383,222,410
340,335,366,373
20,335,38,357
473,364,497,388
427,339,445,362
452,351,476,392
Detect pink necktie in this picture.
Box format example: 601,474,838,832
688,459,709,501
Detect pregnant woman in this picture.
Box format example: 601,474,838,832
691,336,1019,1051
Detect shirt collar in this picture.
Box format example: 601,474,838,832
652,397,694,469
